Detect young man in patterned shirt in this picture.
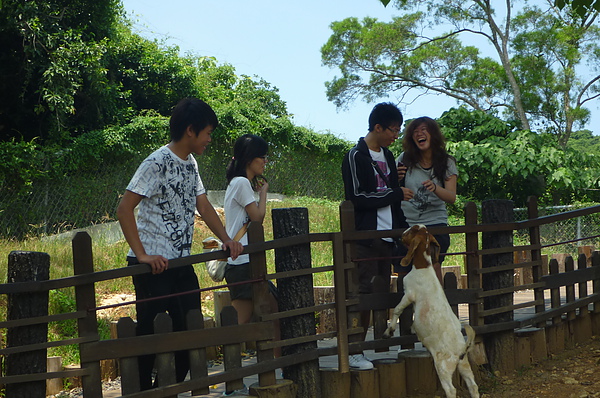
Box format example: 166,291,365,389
117,97,243,390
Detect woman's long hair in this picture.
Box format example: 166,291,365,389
402,117,453,186
226,134,268,186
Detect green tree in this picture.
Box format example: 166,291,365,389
323,0,600,147
567,129,600,154
0,0,123,143
435,108,600,205
555,0,600,16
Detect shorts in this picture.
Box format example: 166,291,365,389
224,262,253,300
224,263,278,301
355,239,394,294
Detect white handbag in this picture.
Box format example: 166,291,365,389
202,222,248,282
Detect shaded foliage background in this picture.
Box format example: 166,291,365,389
1,0,599,239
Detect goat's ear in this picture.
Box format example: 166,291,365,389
429,234,441,265
401,233,421,267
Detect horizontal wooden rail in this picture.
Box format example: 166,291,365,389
479,299,544,317
476,260,543,275
473,320,522,335
478,282,545,297
80,322,273,362
261,303,335,321
351,334,419,352
266,265,334,280
0,335,97,356
0,310,87,329
541,267,600,289
0,368,90,385
476,244,542,256
120,347,328,398
259,331,337,350
526,295,598,325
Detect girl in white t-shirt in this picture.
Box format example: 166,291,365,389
223,134,277,327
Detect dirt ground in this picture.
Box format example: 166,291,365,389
478,335,600,398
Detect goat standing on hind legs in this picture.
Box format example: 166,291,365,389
383,225,479,398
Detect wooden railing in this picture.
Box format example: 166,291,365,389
0,198,599,397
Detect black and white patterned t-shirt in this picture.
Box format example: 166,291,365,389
126,146,205,259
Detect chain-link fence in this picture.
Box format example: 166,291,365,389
514,204,600,254
0,144,345,240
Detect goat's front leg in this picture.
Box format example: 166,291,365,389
383,294,412,338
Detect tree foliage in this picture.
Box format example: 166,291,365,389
324,0,600,147
556,0,600,16
436,108,600,206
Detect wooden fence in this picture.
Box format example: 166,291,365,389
1,197,600,397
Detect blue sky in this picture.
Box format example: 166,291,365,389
121,0,597,142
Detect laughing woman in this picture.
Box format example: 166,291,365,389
223,134,278,328
396,117,458,284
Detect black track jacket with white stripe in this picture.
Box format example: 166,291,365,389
342,137,408,235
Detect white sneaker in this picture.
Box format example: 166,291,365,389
349,353,373,370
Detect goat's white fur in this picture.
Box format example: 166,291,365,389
383,225,479,398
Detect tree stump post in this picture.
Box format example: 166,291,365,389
350,368,379,398
372,358,406,398
397,349,439,396
481,199,515,375
272,207,321,397
5,251,50,398
319,368,350,398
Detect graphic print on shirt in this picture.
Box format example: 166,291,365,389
156,152,196,257
375,160,389,191
408,171,434,218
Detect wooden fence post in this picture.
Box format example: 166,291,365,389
339,201,364,362
332,230,350,373
246,221,277,387
575,253,592,344
221,306,244,394
71,232,103,397
527,196,546,326
153,313,176,393
592,251,600,335
371,275,389,351
117,317,140,395
444,272,459,317
481,199,515,375
186,309,209,396
464,201,482,327
272,207,321,397
564,255,576,348
6,251,50,398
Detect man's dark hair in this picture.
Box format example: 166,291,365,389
169,98,219,141
368,102,403,132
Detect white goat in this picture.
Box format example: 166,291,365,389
383,225,479,398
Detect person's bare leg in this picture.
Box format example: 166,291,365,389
231,298,254,324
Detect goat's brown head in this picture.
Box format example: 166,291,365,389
400,225,440,269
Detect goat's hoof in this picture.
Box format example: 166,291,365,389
382,329,393,339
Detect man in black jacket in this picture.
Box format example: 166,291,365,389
341,102,413,370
